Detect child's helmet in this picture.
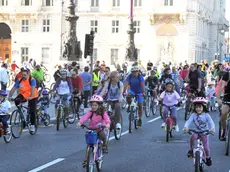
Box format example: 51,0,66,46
165,79,174,86
193,97,208,106
42,89,49,95
89,95,103,103
0,90,7,96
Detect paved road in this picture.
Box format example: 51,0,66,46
0,106,229,172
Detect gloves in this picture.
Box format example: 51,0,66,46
209,129,215,134
183,128,189,133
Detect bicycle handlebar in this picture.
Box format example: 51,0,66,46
187,129,214,136
81,124,105,131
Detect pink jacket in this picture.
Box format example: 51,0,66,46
79,110,111,128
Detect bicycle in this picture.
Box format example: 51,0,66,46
36,105,50,126
127,94,141,133
49,82,58,104
144,87,157,117
0,115,12,143
81,124,105,172
162,104,176,142
68,93,80,124
106,100,123,140
10,100,38,138
184,88,198,121
187,129,213,172
56,95,69,131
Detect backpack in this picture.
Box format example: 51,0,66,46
128,73,141,85
89,111,104,120
105,81,120,99
19,76,32,85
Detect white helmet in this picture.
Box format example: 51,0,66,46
60,69,67,74
131,66,139,72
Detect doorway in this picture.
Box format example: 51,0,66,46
0,23,12,62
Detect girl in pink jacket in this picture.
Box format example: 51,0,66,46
77,95,110,154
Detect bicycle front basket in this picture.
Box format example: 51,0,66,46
85,131,98,145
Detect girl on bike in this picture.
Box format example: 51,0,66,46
77,95,110,153
0,90,11,134
159,80,181,132
183,97,215,166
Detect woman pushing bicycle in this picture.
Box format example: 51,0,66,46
183,97,215,166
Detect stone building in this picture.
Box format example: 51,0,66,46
0,0,228,66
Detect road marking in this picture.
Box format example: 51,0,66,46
109,130,129,141
147,116,161,123
28,158,65,172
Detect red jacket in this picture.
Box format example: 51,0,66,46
71,76,83,92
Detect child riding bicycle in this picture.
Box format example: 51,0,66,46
0,90,11,134
183,97,215,166
159,80,181,132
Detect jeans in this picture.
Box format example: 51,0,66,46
163,106,177,124
0,115,10,129
190,134,210,157
15,94,38,125
108,101,122,125
83,90,90,108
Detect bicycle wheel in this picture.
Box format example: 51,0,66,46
159,105,163,119
10,110,23,138
3,127,12,143
86,146,95,172
43,114,51,126
63,109,68,128
95,145,103,171
225,120,230,156
151,100,157,115
134,109,138,129
29,115,38,135
194,151,200,172
114,115,123,140
128,107,134,133
166,119,170,142
68,103,77,124
144,97,150,118
44,73,51,83
56,107,61,131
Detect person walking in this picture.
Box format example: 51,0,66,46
0,63,9,90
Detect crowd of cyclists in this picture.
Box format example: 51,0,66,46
0,58,230,170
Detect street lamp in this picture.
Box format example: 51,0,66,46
125,0,137,62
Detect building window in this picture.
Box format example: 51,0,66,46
43,19,50,32
134,21,140,33
21,47,29,62
134,0,142,7
112,20,119,33
93,48,97,60
42,0,53,6
21,0,32,6
90,20,98,33
110,49,118,65
42,47,50,64
21,20,29,32
112,0,120,7
0,0,8,6
164,0,173,6
91,0,99,7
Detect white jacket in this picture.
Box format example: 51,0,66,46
0,67,8,84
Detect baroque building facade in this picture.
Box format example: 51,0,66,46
0,0,229,66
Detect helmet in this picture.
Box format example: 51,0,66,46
0,90,7,96
193,97,208,106
165,79,174,86
89,95,103,103
42,89,49,95
60,69,67,74
151,69,156,74
225,66,230,72
131,66,139,72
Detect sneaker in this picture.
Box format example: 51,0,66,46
161,122,166,128
30,125,35,132
187,150,193,158
137,119,142,127
154,98,158,103
175,124,179,132
80,104,84,110
116,123,122,130
205,157,212,166
102,145,108,154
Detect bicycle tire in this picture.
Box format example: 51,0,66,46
159,105,163,119
63,109,68,128
56,107,61,131
134,109,138,129
86,146,95,172
194,151,200,172
43,114,51,126
3,127,12,143
95,145,103,171
44,73,51,83
225,120,230,156
10,110,23,138
29,115,38,135
151,100,157,115
68,103,77,124
114,115,122,140
166,120,170,142
128,107,133,133
144,97,150,118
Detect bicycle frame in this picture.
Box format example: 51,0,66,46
193,137,205,165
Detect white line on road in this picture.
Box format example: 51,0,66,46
147,116,161,123
28,158,65,172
